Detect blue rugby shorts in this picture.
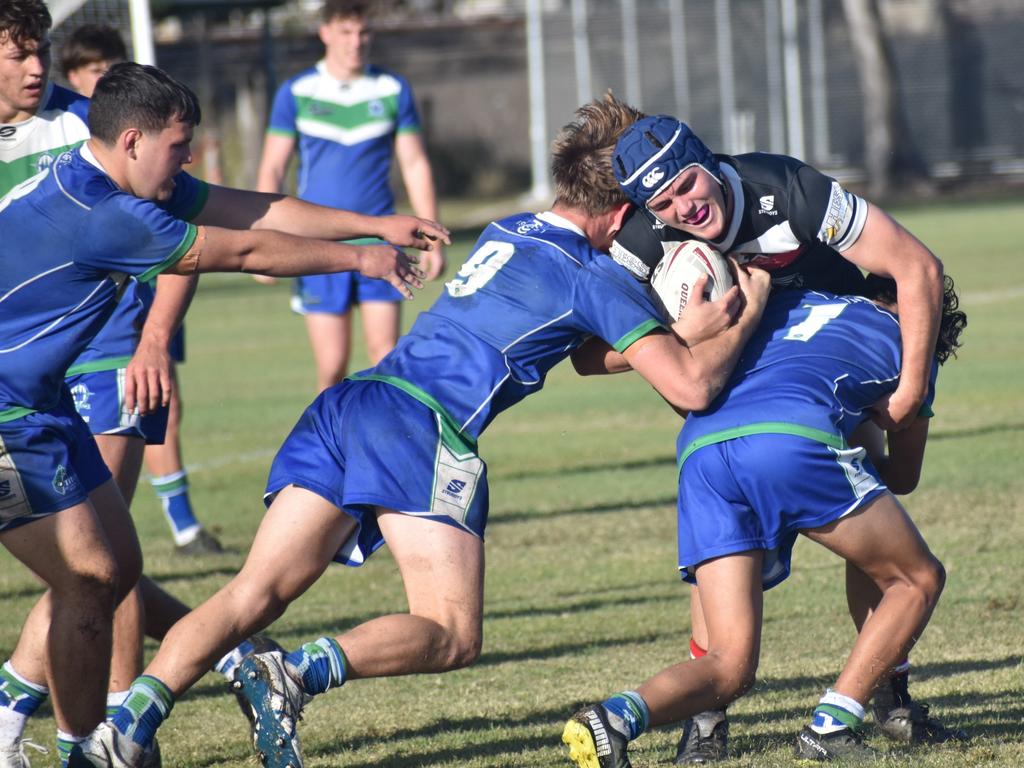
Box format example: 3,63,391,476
677,432,887,589
65,368,169,445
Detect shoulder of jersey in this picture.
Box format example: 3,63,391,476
490,213,595,263
44,84,90,122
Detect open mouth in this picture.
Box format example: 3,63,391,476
685,205,709,227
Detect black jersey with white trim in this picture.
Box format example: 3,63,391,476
613,152,869,295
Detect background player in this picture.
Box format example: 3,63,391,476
563,275,966,765
605,105,954,761
256,0,445,393
73,97,770,768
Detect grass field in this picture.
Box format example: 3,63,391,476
3,197,1023,766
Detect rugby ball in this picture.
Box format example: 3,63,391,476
648,240,733,321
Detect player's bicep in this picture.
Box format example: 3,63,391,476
165,225,253,274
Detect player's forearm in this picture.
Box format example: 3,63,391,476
194,227,365,277
685,306,762,406
403,162,439,221
141,274,198,350
895,260,944,402
256,196,387,241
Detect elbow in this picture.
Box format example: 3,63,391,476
659,378,714,412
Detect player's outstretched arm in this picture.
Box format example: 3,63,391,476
625,266,771,411
124,273,198,415
841,205,944,430
194,185,451,252
167,226,425,298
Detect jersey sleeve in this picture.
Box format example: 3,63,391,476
266,79,298,137
74,192,198,282
609,206,667,281
395,75,422,134
573,259,665,352
790,163,868,252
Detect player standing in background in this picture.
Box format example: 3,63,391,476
60,23,223,556
604,104,959,760
256,0,445,393
563,276,966,766
73,98,770,768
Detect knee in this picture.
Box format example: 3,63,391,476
56,554,119,608
435,621,483,672
915,555,946,606
705,649,759,702
229,580,290,631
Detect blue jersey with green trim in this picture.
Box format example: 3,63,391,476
0,145,205,414
267,63,420,215
678,290,938,458
366,211,665,440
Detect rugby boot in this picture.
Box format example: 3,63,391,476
66,723,157,768
230,635,285,728
232,649,310,768
795,725,878,762
562,705,631,768
872,673,967,744
674,709,728,764
0,739,47,767
175,528,224,556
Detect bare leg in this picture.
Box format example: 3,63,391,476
336,509,484,678
304,312,352,393
359,301,400,366
689,584,709,650
802,492,944,704
0,492,125,734
637,552,763,727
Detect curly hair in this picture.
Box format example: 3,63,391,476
550,93,645,216
862,273,967,365
0,0,51,46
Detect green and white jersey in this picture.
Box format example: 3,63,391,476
267,62,421,215
0,83,89,198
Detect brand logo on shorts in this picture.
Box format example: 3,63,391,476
442,479,467,499
0,480,11,500
641,167,665,189
71,383,92,412
52,465,79,496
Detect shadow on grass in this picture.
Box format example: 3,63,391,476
491,494,678,526
930,422,1024,441
491,454,677,482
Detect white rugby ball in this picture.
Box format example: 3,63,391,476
648,240,733,321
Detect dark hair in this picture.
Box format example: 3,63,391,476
89,63,201,144
862,273,967,365
321,0,370,23
0,0,51,47
59,24,127,78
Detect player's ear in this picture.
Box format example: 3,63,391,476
122,127,143,158
608,201,634,238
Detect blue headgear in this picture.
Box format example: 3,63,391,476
613,115,722,208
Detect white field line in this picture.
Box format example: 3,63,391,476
182,284,1022,476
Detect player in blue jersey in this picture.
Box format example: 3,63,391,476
72,97,772,768
256,0,445,393
0,61,437,768
562,275,967,766
599,101,956,761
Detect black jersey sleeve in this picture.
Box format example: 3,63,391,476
609,206,672,281
790,164,868,252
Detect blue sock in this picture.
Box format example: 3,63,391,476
810,689,865,734
56,730,84,767
600,690,650,742
109,676,174,749
0,660,48,718
151,471,200,544
285,638,348,696
214,638,255,679
106,690,128,721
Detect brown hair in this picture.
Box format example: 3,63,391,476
321,0,370,24
0,0,51,47
550,93,645,216
59,24,127,78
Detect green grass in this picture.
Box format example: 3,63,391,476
4,198,1024,766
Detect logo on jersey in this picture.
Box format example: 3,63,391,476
368,99,385,118
306,103,333,117
819,182,853,245
52,465,79,496
0,126,17,139
35,153,55,174
641,167,665,189
758,195,777,215
515,217,544,235
71,383,92,414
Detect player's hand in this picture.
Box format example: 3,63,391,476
125,336,173,415
418,245,447,281
252,274,277,285
376,215,451,252
358,245,426,299
870,382,926,431
672,274,741,345
732,260,771,317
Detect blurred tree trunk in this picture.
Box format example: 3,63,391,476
841,0,931,198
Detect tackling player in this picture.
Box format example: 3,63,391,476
563,275,967,765
69,98,771,768
0,61,434,767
